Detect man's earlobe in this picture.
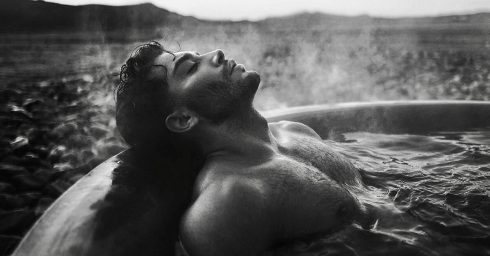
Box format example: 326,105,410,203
165,111,199,133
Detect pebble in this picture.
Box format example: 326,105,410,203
34,197,54,217
0,194,25,209
7,105,34,120
42,181,65,198
30,145,49,159
67,134,92,148
59,153,78,165
2,156,27,166
102,143,126,156
52,162,74,172
89,125,108,139
10,136,29,149
47,145,67,162
22,98,44,112
25,154,52,170
0,182,15,193
0,164,29,177
0,234,22,256
52,122,78,139
0,73,125,255
33,168,58,183
11,174,46,191
19,192,42,206
67,173,85,184
0,209,36,234
80,149,95,162
49,179,73,192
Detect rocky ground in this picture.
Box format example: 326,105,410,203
0,72,125,255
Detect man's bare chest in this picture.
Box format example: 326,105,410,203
274,133,360,185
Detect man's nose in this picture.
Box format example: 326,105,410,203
210,49,225,66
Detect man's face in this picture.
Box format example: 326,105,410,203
149,49,261,122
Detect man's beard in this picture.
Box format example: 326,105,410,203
185,78,258,124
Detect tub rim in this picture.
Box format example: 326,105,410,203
11,100,490,255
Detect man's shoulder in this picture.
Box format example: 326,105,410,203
269,120,321,139
180,177,273,256
186,176,270,219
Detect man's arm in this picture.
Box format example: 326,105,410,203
180,178,274,256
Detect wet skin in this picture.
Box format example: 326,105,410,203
148,50,370,256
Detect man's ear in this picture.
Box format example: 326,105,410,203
165,109,199,133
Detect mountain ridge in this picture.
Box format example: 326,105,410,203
1,1,488,35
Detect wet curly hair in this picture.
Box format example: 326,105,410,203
115,41,175,148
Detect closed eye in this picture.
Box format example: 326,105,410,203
188,62,198,74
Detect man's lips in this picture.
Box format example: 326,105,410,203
228,59,237,75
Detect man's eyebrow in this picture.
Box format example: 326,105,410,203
173,53,193,76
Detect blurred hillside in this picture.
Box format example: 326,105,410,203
1,0,489,44
0,0,195,31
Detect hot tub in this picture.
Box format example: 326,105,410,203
12,101,490,256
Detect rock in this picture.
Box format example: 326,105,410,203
34,197,55,217
24,153,52,170
42,181,66,198
0,194,26,210
47,145,67,162
10,136,29,149
30,145,50,159
68,173,85,184
0,182,15,193
0,88,21,102
0,164,29,177
80,149,95,162
1,155,27,166
103,143,126,156
19,192,42,206
26,128,47,145
0,209,36,234
51,122,78,139
22,98,44,112
59,152,78,164
66,134,92,148
7,104,33,120
33,168,59,183
89,125,109,139
11,174,46,191
52,162,74,172
50,179,73,192
0,234,22,256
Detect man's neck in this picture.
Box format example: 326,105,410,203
197,108,275,161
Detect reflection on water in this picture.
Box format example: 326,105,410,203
274,130,490,256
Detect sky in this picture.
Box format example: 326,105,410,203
44,0,490,21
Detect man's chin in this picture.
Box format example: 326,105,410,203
248,71,261,85
243,71,260,91
240,71,260,100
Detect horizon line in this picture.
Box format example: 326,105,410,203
40,1,490,22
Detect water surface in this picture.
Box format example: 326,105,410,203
274,130,490,256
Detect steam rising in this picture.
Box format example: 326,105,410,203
156,22,490,110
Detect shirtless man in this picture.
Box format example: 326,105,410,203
115,41,373,256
